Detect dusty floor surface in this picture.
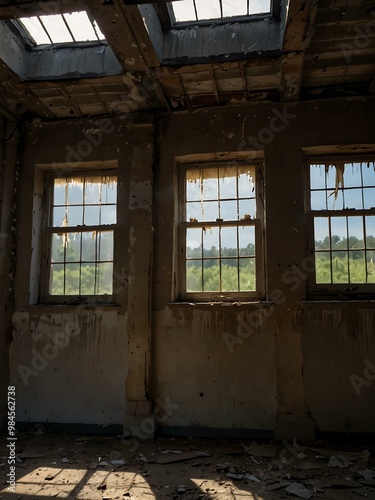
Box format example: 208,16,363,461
1,431,374,499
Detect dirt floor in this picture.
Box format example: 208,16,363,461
1,431,375,499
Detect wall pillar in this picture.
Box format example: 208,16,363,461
0,120,19,433
124,122,154,438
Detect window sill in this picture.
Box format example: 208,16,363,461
167,300,273,310
23,304,120,313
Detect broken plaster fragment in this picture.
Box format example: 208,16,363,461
285,482,313,499
227,472,244,480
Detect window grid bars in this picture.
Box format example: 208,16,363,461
190,0,252,21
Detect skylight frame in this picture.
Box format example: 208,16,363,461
15,11,106,49
167,0,276,27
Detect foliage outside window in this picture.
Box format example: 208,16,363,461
43,174,117,302
179,162,264,301
307,159,375,296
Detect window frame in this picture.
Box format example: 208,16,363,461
178,160,265,302
40,169,118,305
305,155,375,299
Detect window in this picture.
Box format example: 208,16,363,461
170,0,271,23
307,159,375,297
178,162,264,301
42,174,117,302
17,11,105,47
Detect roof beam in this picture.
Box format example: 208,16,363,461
84,0,148,71
279,0,318,101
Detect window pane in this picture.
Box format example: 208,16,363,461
85,181,100,204
84,205,100,225
349,251,366,283
203,259,220,292
239,225,255,256
80,264,96,295
239,198,256,219
186,260,202,292
102,181,117,203
53,207,66,227
67,179,83,205
187,228,202,258
221,227,237,257
331,217,347,249
220,200,237,220
239,258,256,291
315,252,330,284
202,201,219,221
363,188,375,209
52,234,64,262
195,0,221,20
66,233,81,262
67,205,83,226
310,165,325,190
50,264,64,294
311,190,327,210
343,163,362,187
54,183,66,205
249,0,270,14
332,251,349,283
203,227,219,258
101,205,116,224
348,217,364,249
98,262,113,294
314,217,330,250
82,232,97,261
343,188,363,209
223,0,248,17
65,263,80,295
222,259,238,291
99,232,114,261
171,0,196,22
219,166,237,199
202,170,218,200
325,165,336,189
238,166,255,198
362,163,375,186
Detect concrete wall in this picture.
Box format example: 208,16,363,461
8,95,375,438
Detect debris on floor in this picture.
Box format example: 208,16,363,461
0,432,374,499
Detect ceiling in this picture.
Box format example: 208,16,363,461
0,0,374,121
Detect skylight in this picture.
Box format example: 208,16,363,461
19,11,105,46
171,0,271,23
